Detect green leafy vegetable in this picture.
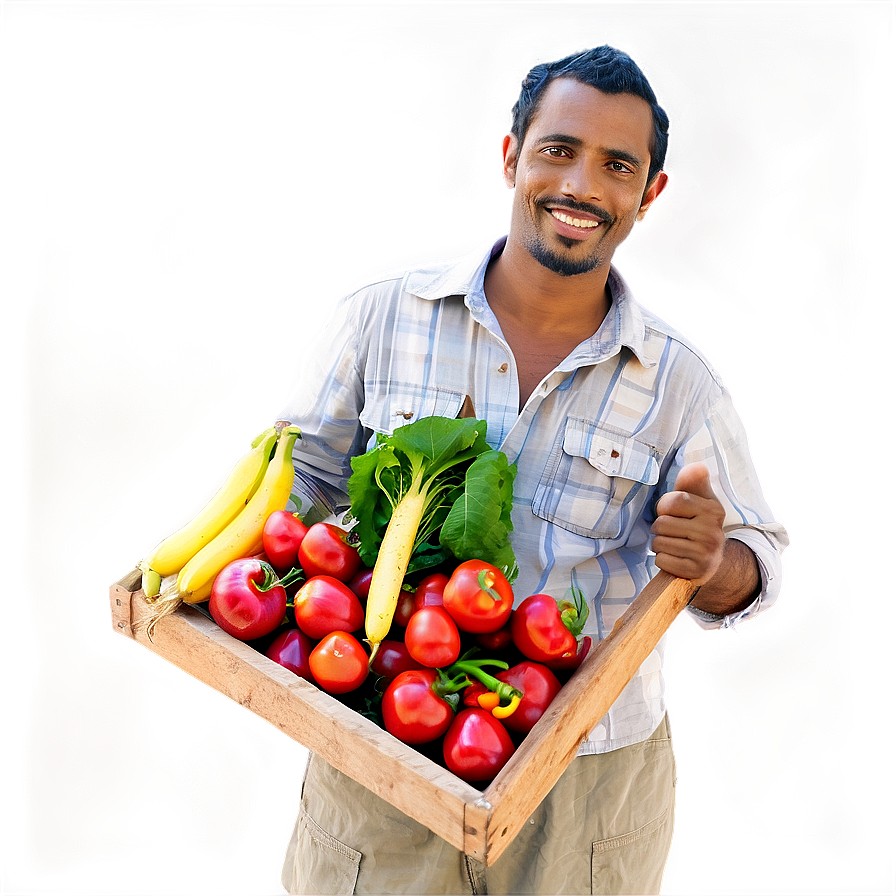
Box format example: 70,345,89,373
348,416,517,579
347,415,517,661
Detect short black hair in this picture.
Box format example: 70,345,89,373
510,46,670,185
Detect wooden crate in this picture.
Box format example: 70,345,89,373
110,568,696,866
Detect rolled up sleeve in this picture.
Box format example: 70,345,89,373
658,388,789,630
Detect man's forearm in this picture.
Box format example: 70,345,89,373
689,538,760,617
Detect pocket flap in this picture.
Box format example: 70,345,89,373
359,387,467,436
563,420,660,484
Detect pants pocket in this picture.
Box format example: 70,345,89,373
284,808,362,896
590,802,674,896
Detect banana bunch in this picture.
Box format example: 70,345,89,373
139,421,302,636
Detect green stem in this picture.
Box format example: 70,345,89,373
446,659,521,704
431,669,475,711
558,585,589,638
276,566,306,590
259,562,279,591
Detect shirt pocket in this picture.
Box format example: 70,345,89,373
532,418,660,540
359,386,467,438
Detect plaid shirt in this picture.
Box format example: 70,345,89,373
279,238,788,753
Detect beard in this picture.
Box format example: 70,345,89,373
525,233,605,277
523,199,614,277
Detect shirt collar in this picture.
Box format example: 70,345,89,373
403,237,657,369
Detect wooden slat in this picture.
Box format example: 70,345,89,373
110,569,695,865
478,571,696,863
111,578,484,855
462,794,494,864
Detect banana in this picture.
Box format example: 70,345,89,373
139,425,280,598
169,424,302,605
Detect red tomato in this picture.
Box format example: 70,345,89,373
381,668,456,744
442,560,514,634
404,605,461,668
347,567,374,602
309,631,369,694
369,639,426,680
544,635,592,675
293,575,364,640
510,593,579,663
392,588,417,628
298,522,362,582
413,572,449,611
492,662,563,735
265,627,314,680
475,617,514,653
209,558,287,642
443,708,516,784
262,510,309,573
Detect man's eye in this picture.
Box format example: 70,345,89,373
542,146,569,158
609,161,632,173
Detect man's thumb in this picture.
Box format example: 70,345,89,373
673,462,717,500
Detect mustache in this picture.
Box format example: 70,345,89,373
538,198,613,226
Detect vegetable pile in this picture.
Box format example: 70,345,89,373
144,416,591,786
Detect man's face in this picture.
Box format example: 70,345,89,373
503,77,667,277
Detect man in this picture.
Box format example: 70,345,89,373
277,45,787,895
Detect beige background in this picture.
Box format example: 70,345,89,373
3,1,893,893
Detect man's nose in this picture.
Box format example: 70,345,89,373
561,159,602,203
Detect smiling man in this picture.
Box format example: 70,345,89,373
278,45,787,895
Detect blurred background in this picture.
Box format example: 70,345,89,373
3,1,893,893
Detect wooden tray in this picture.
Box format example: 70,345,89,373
110,568,696,865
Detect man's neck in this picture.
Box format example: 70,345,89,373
483,241,615,409
484,239,613,339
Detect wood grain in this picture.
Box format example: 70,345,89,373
480,571,697,862
111,574,482,853
110,568,695,864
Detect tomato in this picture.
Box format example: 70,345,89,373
443,708,516,784
544,635,592,675
392,588,417,628
262,510,309,574
442,560,514,634
491,661,563,735
369,639,425,680
298,522,362,582
510,593,579,663
347,567,374,602
265,627,314,680
413,571,449,611
381,668,457,744
208,558,287,642
475,617,514,653
293,575,364,640
404,605,461,668
309,631,369,694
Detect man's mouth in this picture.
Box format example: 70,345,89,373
550,209,602,230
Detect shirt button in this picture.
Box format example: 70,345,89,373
498,363,508,373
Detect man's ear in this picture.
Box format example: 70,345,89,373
637,171,668,221
502,134,519,188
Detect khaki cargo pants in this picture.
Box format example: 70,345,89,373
281,715,676,895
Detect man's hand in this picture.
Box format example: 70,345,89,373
652,462,761,615
651,462,726,586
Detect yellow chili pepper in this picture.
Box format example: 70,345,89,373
477,691,501,711
491,694,522,719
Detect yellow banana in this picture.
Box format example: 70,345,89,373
139,425,279,598
171,424,302,605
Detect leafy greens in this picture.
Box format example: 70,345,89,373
347,415,518,581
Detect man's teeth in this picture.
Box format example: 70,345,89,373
552,210,601,229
